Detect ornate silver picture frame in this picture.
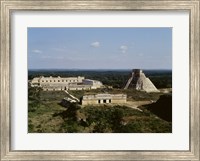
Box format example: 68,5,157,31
0,0,199,160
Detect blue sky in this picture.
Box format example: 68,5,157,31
28,28,172,70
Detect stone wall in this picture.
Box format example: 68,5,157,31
32,76,84,84
81,94,127,105
82,79,103,89
31,76,103,91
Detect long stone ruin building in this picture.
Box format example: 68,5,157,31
30,76,103,91
124,69,159,93
81,94,127,105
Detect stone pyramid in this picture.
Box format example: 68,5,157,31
124,69,159,93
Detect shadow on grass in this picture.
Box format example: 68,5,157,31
53,103,80,120
142,94,172,122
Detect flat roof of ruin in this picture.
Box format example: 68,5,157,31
83,93,127,97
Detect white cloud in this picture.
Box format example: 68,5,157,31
120,45,128,54
90,41,100,48
32,49,42,54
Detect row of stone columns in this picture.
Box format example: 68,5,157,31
98,99,111,104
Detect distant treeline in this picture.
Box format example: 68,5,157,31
28,69,172,89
